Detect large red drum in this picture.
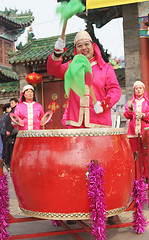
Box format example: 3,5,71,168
11,128,135,220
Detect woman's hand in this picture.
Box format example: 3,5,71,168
136,112,144,119
127,100,133,112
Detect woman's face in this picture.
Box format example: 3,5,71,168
75,39,94,60
134,85,145,98
24,89,34,102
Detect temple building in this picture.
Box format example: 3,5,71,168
0,8,34,114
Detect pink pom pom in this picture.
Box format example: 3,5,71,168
88,160,107,240
132,177,148,234
0,173,11,239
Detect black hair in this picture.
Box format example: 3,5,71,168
22,90,36,102
3,103,11,112
9,98,19,103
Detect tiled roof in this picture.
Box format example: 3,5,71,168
0,65,19,81
0,8,34,28
9,32,76,64
0,81,19,93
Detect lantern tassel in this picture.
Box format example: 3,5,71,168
88,160,107,240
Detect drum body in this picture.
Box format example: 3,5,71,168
11,128,135,220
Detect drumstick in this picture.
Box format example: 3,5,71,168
61,20,68,40
89,86,97,105
85,72,97,105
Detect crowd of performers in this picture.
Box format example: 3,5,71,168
0,30,148,181
0,29,148,223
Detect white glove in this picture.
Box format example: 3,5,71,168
94,101,103,114
54,37,65,55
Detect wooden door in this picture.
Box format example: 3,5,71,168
43,80,67,129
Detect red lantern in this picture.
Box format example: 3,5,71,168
26,72,42,86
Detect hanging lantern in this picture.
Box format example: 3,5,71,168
26,72,42,86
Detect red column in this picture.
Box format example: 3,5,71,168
140,37,149,95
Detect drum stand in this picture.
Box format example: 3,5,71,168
0,159,146,239
8,214,135,240
8,215,91,240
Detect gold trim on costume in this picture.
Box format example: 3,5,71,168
24,102,35,130
135,98,144,135
66,85,109,128
127,135,138,138
90,60,97,66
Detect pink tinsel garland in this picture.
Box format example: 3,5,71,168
132,177,148,234
51,220,61,226
0,173,10,239
88,161,107,240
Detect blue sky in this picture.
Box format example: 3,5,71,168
0,0,124,57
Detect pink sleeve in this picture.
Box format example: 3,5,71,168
104,65,121,108
123,103,133,119
39,105,45,119
142,102,149,123
14,104,20,117
61,104,68,128
143,114,149,123
47,53,69,80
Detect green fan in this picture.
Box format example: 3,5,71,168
56,0,85,24
65,54,97,104
56,0,85,39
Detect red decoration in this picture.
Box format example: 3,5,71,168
48,100,60,113
26,72,42,86
63,99,68,109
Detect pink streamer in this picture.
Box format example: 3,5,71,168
88,160,107,240
132,177,148,234
0,173,10,239
51,220,61,227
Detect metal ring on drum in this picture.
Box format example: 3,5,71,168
11,128,135,220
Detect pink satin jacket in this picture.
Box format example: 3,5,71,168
124,92,149,137
47,42,121,128
14,101,44,130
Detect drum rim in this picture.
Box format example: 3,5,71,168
17,128,126,138
20,204,128,220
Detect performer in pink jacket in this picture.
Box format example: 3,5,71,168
124,81,149,182
47,30,121,128
47,30,122,224
14,85,44,130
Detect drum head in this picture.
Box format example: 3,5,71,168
40,111,53,126
10,113,24,127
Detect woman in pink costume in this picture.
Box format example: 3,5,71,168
47,30,121,128
124,81,149,182
47,30,121,224
14,85,44,130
